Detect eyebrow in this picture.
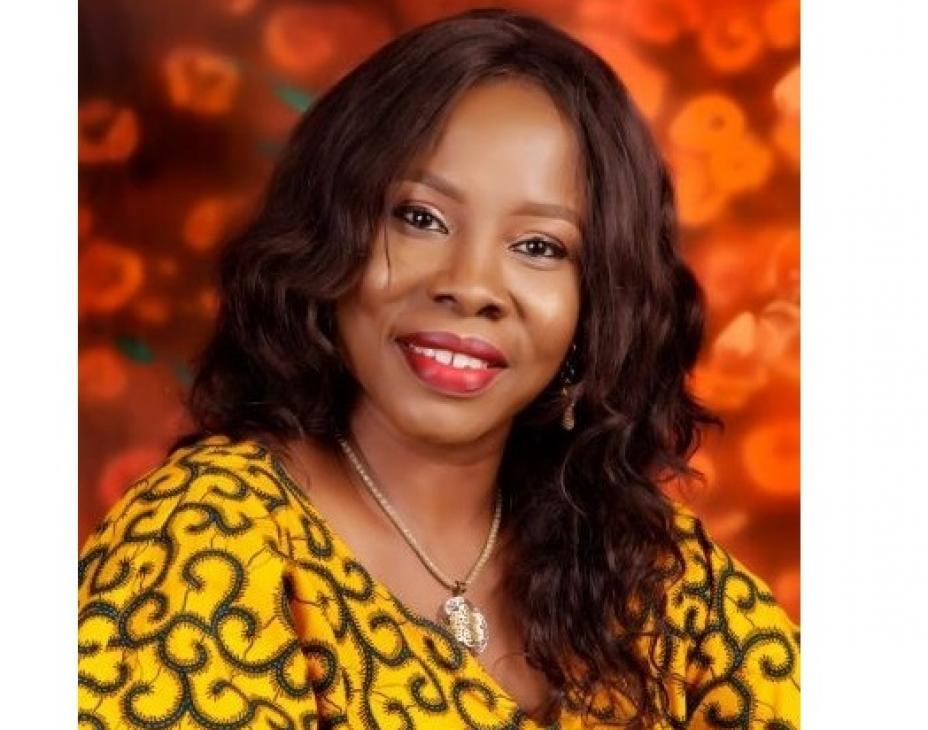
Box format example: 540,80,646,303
403,169,581,227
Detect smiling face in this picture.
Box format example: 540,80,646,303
334,78,585,446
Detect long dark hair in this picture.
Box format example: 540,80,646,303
177,9,720,726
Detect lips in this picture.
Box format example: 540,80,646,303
395,331,508,395
396,331,508,367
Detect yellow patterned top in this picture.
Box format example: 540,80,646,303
78,437,800,729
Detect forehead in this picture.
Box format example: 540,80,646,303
407,78,586,212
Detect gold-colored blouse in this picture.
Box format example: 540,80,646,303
78,437,800,728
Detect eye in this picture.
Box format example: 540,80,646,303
392,204,449,234
511,237,568,259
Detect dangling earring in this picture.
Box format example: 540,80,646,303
561,385,577,431
560,342,579,432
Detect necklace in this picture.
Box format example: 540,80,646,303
336,435,502,655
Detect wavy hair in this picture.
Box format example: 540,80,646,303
176,9,720,726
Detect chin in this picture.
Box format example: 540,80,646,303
393,401,507,447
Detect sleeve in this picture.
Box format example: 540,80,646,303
681,517,800,730
78,476,320,729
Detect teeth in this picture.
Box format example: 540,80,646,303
407,344,490,370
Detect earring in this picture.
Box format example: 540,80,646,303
561,385,577,431
560,342,579,432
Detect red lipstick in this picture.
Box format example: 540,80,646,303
395,331,508,395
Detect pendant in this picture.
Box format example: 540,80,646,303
441,595,489,655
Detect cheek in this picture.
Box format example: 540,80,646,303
333,277,388,372
350,231,434,302
518,271,581,363
333,295,369,376
332,240,420,368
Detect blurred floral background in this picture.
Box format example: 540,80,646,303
78,0,800,620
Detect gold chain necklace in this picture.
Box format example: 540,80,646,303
336,435,502,655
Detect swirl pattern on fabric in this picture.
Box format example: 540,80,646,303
78,437,799,728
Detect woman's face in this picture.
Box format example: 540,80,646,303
335,78,585,446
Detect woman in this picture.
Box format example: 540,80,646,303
78,9,799,729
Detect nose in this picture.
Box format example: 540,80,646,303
427,231,510,321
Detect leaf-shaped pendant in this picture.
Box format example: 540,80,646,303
441,595,489,655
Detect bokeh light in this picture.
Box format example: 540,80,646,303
78,0,800,621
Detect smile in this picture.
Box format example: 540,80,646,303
405,344,491,370
395,331,508,396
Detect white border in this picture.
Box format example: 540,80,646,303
0,2,77,722
2,0,927,723
803,0,928,725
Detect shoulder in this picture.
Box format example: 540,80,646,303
667,501,799,637
79,435,305,589
78,436,323,727
664,502,801,728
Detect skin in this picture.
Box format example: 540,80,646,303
283,78,585,716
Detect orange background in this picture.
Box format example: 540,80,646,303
78,0,800,620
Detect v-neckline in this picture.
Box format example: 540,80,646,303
262,444,563,729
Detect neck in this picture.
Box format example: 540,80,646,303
345,399,509,536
